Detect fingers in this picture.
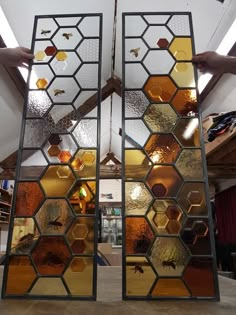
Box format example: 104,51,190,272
19,46,34,60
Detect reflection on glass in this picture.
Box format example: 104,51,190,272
171,89,197,116
125,149,151,180
125,182,152,215
144,76,177,102
176,149,203,180
171,62,195,88
173,118,200,147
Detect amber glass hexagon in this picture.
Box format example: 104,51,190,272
45,46,57,56
177,182,207,216
126,256,156,296
144,76,177,102
35,51,46,61
126,217,154,254
183,258,215,297
152,278,190,297
125,149,151,180
171,89,197,116
48,145,61,157
31,236,71,275
6,256,37,295
35,199,74,235
55,51,68,61
58,151,72,163
173,118,200,147
144,104,178,133
150,236,189,276
147,201,169,235
125,182,152,215
64,257,93,296
171,62,195,88
144,134,181,164
15,182,44,216
36,78,48,89
71,149,97,179
66,217,94,254
146,165,183,197
68,181,96,215
176,149,203,180
169,37,192,60
40,165,75,197
157,38,169,48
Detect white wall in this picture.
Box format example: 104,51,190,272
99,179,121,202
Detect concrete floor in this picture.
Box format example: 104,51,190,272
0,266,236,315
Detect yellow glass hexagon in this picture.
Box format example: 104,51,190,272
144,76,177,102
169,38,192,60
70,257,86,272
56,51,68,61
72,224,89,240
171,62,195,88
125,149,151,180
81,151,95,165
36,78,48,89
35,51,46,61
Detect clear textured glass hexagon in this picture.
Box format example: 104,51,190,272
125,38,148,62
143,26,173,48
52,27,82,50
143,50,175,75
51,51,81,76
48,77,80,103
125,64,148,89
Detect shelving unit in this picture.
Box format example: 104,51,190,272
0,188,12,224
101,207,122,246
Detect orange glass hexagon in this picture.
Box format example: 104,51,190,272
72,224,89,240
144,76,177,102
144,134,181,164
56,51,68,61
45,46,57,56
152,278,190,297
171,62,195,88
35,51,46,61
58,150,72,163
169,37,192,60
171,89,197,116
36,78,48,89
157,38,169,48
48,145,61,157
81,151,96,165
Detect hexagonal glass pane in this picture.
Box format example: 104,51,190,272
78,16,100,37
173,118,200,147
125,15,147,37
52,27,82,49
31,236,71,275
30,278,67,296
146,165,183,197
78,38,99,62
143,14,170,24
125,149,151,180
10,218,39,254
126,217,154,254
126,256,156,297
35,18,58,39
171,63,195,88
183,258,215,297
73,119,97,147
125,38,148,62
40,165,75,197
74,90,97,112
169,37,192,61
125,64,148,89
29,65,54,89
144,76,177,103
144,134,181,164
68,181,96,215
66,217,94,254
152,278,190,297
48,77,80,103
176,149,203,180
167,15,190,36
27,90,52,118
15,182,44,216
172,89,198,116
125,119,150,148
75,64,98,89
5,256,37,295
147,201,169,235
33,40,56,63
125,182,152,215
64,257,93,296
55,17,81,26
150,237,189,276
50,52,81,75
143,51,175,75
20,149,48,180
125,90,149,118
177,182,208,216
71,149,97,179
143,26,173,48
23,119,50,148
35,199,74,235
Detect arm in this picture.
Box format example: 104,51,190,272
192,51,236,75
0,47,34,68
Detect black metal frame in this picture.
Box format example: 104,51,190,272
122,12,220,301
1,13,103,300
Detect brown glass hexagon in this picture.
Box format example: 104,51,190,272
15,182,44,216
144,104,178,133
183,258,215,297
176,149,203,180
6,256,37,295
71,149,97,179
35,199,74,235
45,46,57,56
144,76,177,102
169,37,192,60
126,256,156,297
177,182,207,216
150,236,189,276
66,217,94,254
171,89,198,116
68,181,96,214
157,38,169,48
173,118,200,147
48,145,61,157
144,134,181,164
152,278,190,297
146,165,183,197
126,217,154,254
64,257,93,296
125,149,151,180
31,236,71,275
40,165,75,197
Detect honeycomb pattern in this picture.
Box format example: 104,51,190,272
144,76,177,103
143,50,175,75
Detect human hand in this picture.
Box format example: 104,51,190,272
192,51,228,75
0,46,34,68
